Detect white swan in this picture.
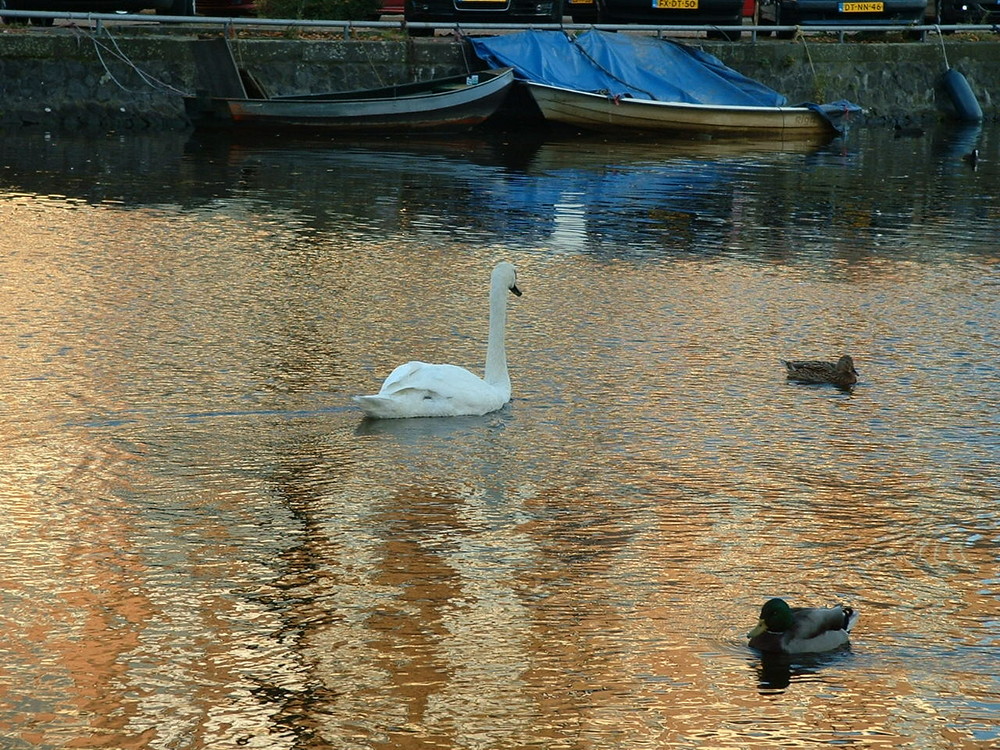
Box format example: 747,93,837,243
353,262,522,419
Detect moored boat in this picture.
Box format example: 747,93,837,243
472,30,860,139
524,81,837,137
185,67,515,133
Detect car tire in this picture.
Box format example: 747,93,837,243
158,0,195,15
0,0,25,25
0,0,51,25
707,17,742,40
774,4,795,39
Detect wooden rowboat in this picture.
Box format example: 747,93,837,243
186,68,515,133
524,81,837,138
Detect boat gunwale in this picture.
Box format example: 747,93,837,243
523,80,821,117
264,67,514,104
522,80,836,136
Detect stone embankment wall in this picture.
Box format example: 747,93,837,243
0,28,996,131
714,40,997,123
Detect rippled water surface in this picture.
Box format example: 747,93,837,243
0,123,997,749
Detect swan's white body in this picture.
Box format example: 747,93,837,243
354,262,521,419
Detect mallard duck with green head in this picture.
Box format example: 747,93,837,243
782,355,858,388
748,598,859,654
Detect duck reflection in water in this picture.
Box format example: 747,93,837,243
753,650,854,693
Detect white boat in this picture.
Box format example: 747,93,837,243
525,81,837,138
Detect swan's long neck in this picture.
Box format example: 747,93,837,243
483,278,510,391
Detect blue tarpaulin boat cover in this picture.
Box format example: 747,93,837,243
471,30,861,126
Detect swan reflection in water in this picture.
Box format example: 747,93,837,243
353,412,509,441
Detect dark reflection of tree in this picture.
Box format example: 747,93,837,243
6,126,995,271
235,427,368,749
241,413,529,748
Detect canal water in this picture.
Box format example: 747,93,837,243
0,122,997,749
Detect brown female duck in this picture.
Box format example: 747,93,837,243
782,355,858,388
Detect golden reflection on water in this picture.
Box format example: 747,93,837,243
1,129,998,749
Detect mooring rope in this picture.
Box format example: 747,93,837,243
934,25,950,69
453,28,477,77
799,31,817,81
567,31,658,101
359,32,389,88
228,25,250,81
71,23,192,97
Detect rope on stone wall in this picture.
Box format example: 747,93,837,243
453,29,482,78
798,31,818,82
934,25,950,69
70,23,192,98
358,36,389,89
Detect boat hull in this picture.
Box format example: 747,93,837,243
525,81,835,138
186,68,514,133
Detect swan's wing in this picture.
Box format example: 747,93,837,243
355,361,507,418
353,394,406,419
378,361,486,397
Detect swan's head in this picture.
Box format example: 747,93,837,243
493,261,522,297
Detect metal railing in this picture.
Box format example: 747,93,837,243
0,9,997,41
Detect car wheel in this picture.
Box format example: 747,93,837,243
0,0,26,26
1,0,51,25
756,0,775,35
706,18,742,40
775,3,796,39
157,0,195,15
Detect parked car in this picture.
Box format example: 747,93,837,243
0,0,193,23
758,0,928,35
568,0,745,40
405,0,564,32
933,0,1000,22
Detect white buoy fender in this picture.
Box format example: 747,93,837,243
941,68,983,123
